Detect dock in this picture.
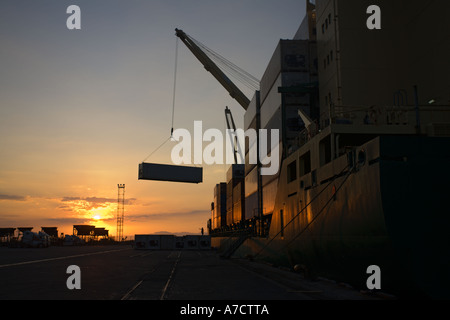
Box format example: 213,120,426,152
0,245,383,300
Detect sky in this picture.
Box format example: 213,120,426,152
0,0,306,238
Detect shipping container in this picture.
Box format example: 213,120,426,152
260,40,311,104
134,235,210,250
224,165,246,225
226,180,233,200
210,202,215,231
184,235,199,250
138,162,202,184
175,236,185,249
160,234,175,250
260,72,311,129
245,166,259,198
245,191,259,220
198,235,211,250
232,182,243,201
233,200,243,223
226,164,245,184
226,196,233,225
134,235,160,250
213,182,227,229
232,182,245,223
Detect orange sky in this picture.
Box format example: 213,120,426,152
0,149,228,237
0,1,305,238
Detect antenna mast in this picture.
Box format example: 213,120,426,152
117,184,125,242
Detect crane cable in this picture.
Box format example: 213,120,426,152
142,37,179,163
189,35,260,91
171,36,179,137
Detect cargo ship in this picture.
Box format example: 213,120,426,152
175,0,450,298
216,112,450,299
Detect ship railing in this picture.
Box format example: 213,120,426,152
295,104,450,148
295,117,323,148
330,104,450,127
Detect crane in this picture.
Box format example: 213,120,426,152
139,28,257,183
175,29,266,235
225,106,244,164
175,28,252,110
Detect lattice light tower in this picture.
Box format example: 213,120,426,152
116,184,125,242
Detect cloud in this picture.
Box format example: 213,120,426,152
126,209,208,222
40,217,89,225
0,194,27,201
61,196,81,202
61,196,136,205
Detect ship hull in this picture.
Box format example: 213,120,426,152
222,135,450,298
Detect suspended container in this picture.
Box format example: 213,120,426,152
139,162,203,184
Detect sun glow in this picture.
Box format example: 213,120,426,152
60,197,116,224
89,205,115,222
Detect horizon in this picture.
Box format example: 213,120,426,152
0,0,306,237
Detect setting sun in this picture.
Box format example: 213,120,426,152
93,215,101,220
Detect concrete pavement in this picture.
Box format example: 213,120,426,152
0,245,381,300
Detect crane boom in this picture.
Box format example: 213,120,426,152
175,28,250,110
